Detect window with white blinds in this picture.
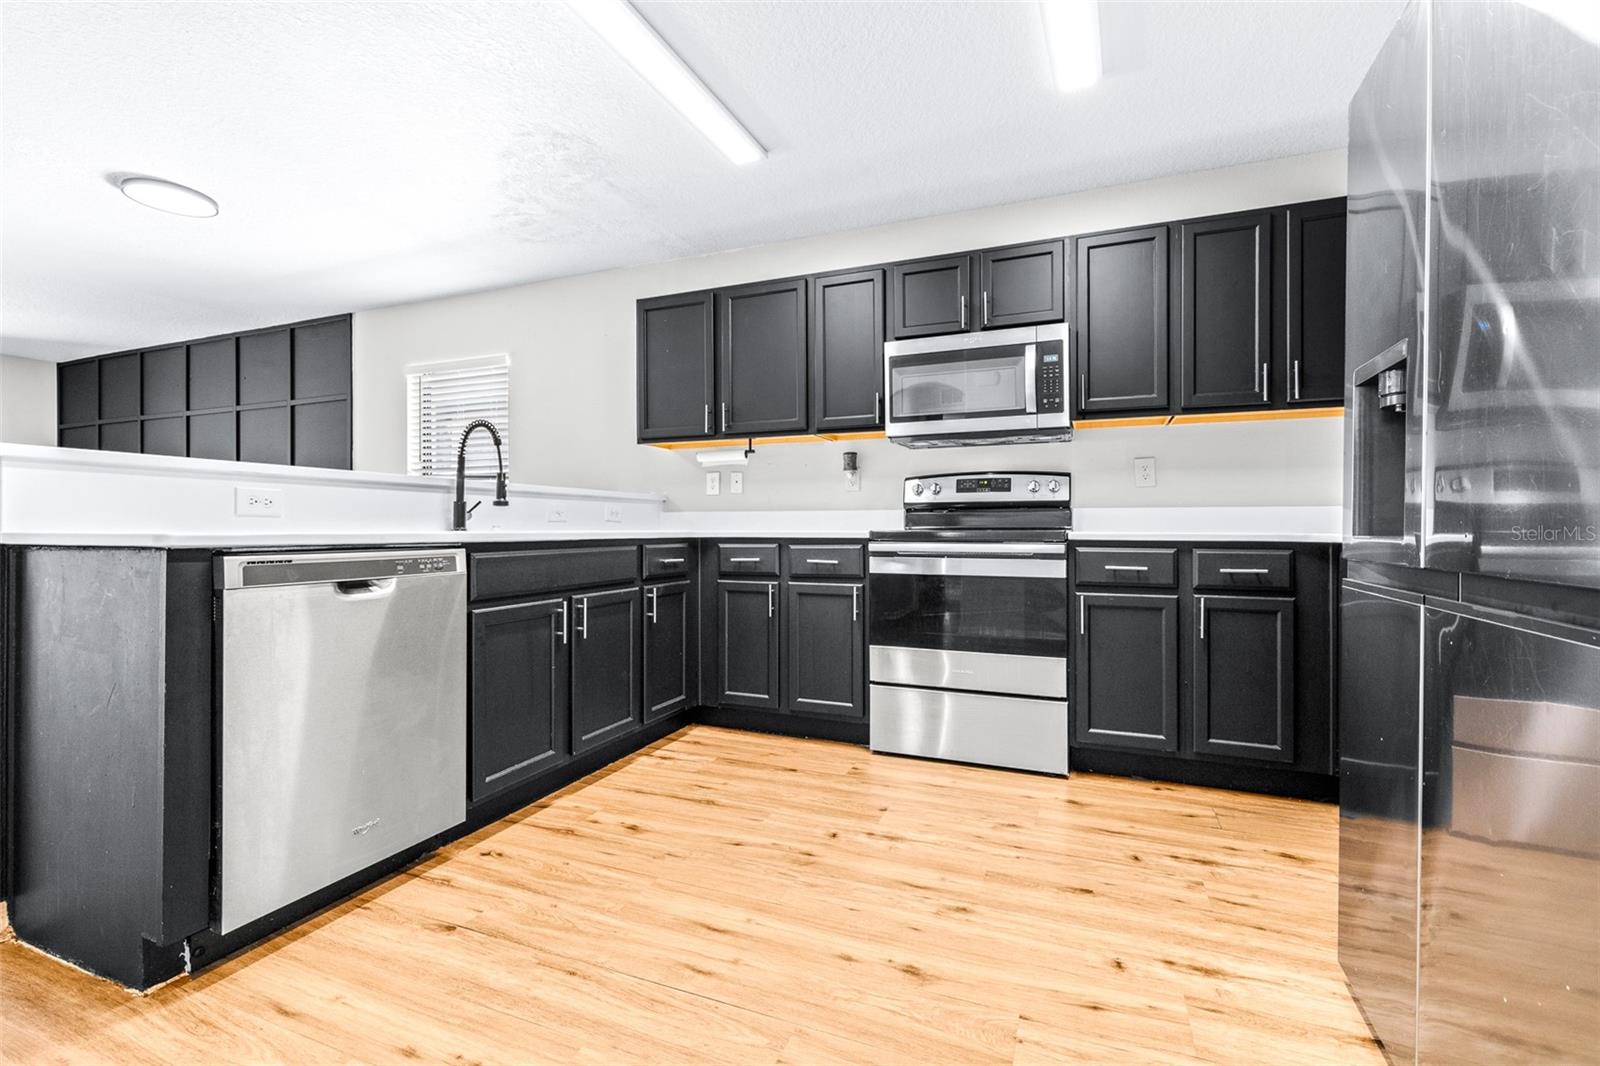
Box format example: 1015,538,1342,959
405,355,510,478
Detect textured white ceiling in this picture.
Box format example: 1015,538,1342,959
0,0,1404,360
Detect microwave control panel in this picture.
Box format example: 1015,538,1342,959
1036,342,1065,412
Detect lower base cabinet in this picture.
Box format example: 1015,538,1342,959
783,580,865,718
1073,592,1180,751
571,586,643,754
470,597,571,803
644,579,694,722
1193,594,1294,762
717,579,780,709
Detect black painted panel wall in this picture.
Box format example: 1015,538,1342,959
56,314,352,470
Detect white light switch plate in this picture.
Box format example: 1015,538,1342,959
547,507,567,523
844,471,861,492
705,472,721,496
729,472,743,494
234,486,283,517
604,505,623,523
1134,457,1156,488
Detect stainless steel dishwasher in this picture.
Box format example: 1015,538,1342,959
217,548,467,934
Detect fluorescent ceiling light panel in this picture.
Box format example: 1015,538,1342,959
1040,0,1103,92
117,176,219,217
568,0,766,165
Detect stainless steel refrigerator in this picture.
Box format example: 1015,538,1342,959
1338,3,1600,1063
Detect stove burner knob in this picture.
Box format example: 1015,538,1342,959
1047,479,1060,494
911,482,924,496
1027,479,1040,494
929,483,942,496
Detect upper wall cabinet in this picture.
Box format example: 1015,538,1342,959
889,240,1065,339
718,278,809,436
811,268,885,433
1073,225,1171,415
1285,198,1347,405
1178,211,1273,410
56,314,353,469
636,291,716,441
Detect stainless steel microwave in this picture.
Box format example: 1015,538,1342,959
884,324,1071,448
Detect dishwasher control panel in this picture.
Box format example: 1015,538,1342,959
220,549,466,590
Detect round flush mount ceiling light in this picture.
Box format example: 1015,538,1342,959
117,176,219,218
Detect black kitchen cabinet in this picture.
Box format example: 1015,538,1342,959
1073,592,1180,751
889,254,971,338
718,278,809,436
55,315,353,468
810,268,885,432
570,586,643,755
644,578,695,722
470,597,571,804
1179,212,1272,409
978,240,1065,330
1286,198,1348,404
783,580,865,719
717,579,780,709
1192,594,1295,762
1072,226,1170,414
637,291,715,441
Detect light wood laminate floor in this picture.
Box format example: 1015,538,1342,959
1,726,1382,1064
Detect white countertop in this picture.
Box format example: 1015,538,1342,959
0,527,886,548
1067,506,1342,543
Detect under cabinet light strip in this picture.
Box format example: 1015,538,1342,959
567,0,766,166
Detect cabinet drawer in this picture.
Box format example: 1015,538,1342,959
1074,548,1178,588
786,544,864,578
718,543,780,576
1192,549,1293,592
472,546,639,601
643,543,694,579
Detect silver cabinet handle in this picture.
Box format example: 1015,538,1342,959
1103,564,1150,572
703,404,710,434
1079,370,1088,406
767,582,775,618
657,557,686,565
720,402,728,433
852,584,860,622
982,290,990,326
647,585,658,624
804,558,839,565
577,596,589,639
874,391,882,423
1291,359,1302,401
558,601,569,645
1259,361,1268,401
1218,567,1270,574
959,293,968,329
729,556,763,563
1199,595,1206,639
1078,594,1086,636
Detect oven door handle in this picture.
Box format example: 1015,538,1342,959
869,556,1067,579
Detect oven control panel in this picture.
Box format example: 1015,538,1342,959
905,472,1070,505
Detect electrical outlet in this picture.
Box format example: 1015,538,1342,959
844,471,861,492
604,505,623,523
547,507,567,523
1134,457,1157,488
705,472,721,496
729,472,743,495
234,486,283,517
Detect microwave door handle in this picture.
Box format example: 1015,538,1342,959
1024,344,1038,414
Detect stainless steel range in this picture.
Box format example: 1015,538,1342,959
868,472,1071,775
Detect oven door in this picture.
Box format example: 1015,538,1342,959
885,339,1039,439
867,542,1068,698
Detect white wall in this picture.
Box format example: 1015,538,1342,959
0,354,57,446
354,150,1347,513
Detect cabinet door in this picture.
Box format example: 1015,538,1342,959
1073,227,1169,414
1286,199,1347,405
978,240,1064,330
1179,212,1272,409
718,278,809,436
1192,595,1294,763
570,586,643,754
1073,593,1178,751
810,268,885,432
783,581,864,719
889,254,973,338
717,580,779,709
644,580,695,722
637,291,715,441
470,598,570,803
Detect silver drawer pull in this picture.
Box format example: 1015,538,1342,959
804,558,840,565
656,557,686,564
728,556,763,563
1102,564,1150,572
1218,567,1270,575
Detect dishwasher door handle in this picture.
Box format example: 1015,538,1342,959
333,578,396,598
